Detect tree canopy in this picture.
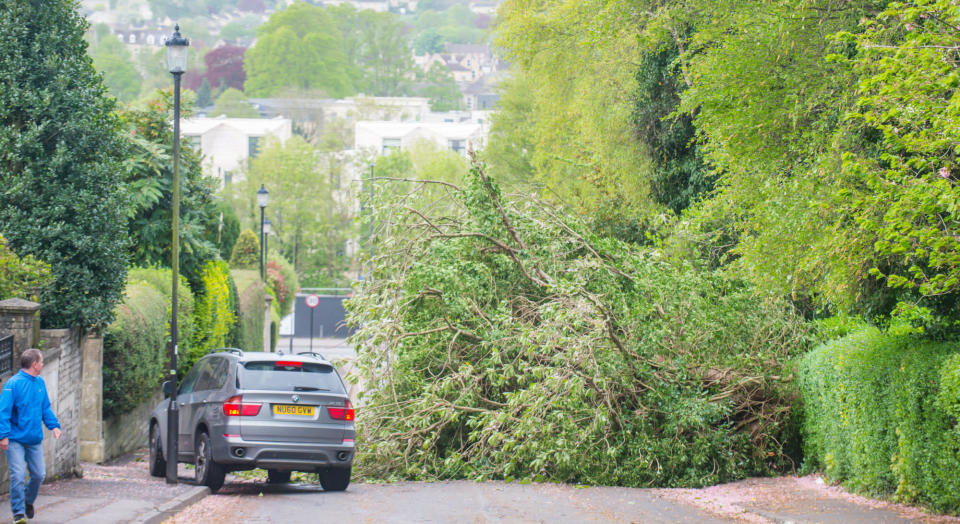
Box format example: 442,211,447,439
244,3,418,98
0,0,129,328
488,0,960,331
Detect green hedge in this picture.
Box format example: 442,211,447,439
234,269,266,352
190,260,238,371
103,283,167,418
127,266,195,363
230,229,259,270
798,327,960,512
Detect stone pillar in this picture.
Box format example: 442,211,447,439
78,332,104,463
0,298,41,372
264,294,274,352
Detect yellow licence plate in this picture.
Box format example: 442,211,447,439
273,404,315,416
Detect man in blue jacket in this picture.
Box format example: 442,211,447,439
0,349,61,524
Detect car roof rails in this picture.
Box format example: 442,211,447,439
296,351,326,360
221,348,244,357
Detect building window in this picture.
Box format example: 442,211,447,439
129,34,136,44
248,136,261,158
185,136,200,149
382,138,401,153
147,35,156,45
449,139,465,153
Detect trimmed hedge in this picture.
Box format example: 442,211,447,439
798,327,960,512
230,229,260,270
190,260,238,371
127,266,195,364
103,283,167,418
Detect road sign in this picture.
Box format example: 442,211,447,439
306,294,320,309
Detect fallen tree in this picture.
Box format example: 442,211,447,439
346,159,810,487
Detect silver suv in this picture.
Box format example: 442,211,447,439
148,350,355,492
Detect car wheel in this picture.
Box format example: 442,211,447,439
148,423,166,478
195,432,226,492
267,469,291,484
318,466,351,492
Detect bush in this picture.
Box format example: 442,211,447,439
127,266,195,363
191,260,237,371
230,229,260,270
103,283,167,418
0,234,53,301
347,163,809,486
266,252,299,316
798,327,960,512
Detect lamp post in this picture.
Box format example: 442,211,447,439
257,184,269,280
263,218,271,274
164,24,189,486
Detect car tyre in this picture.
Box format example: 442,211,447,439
318,466,351,492
195,432,226,492
148,423,166,478
267,469,291,484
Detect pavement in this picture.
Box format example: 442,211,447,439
0,450,207,524
275,335,356,362
276,336,362,402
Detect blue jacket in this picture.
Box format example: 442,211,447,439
0,370,60,445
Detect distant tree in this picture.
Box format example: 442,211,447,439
202,45,246,92
90,32,142,103
0,0,128,328
414,28,444,55
147,0,204,20
417,62,463,111
246,3,418,98
229,136,344,276
196,78,213,107
245,5,354,97
354,10,414,95
212,88,259,118
221,20,257,42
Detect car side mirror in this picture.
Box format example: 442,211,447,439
162,380,174,398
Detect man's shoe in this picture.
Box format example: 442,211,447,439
12,514,26,524
24,504,32,519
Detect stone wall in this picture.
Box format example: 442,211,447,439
103,389,162,461
0,300,90,490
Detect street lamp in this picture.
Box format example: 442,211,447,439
164,24,189,485
263,218,271,273
257,184,269,280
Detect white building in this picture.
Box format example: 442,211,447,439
354,121,486,156
180,116,293,184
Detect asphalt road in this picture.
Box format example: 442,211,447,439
163,474,960,524
166,479,728,524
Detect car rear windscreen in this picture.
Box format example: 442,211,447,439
238,361,345,392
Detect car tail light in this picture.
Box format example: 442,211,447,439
327,400,355,421
223,395,261,416
275,360,302,368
